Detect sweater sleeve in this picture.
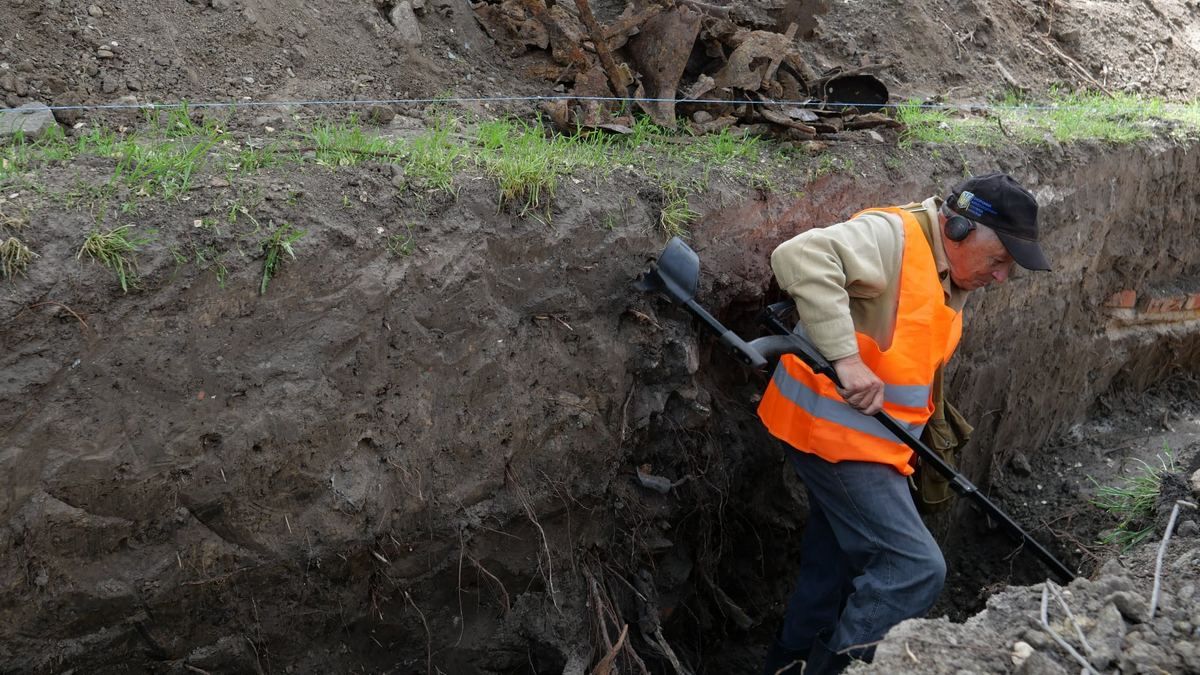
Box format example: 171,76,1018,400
769,212,904,361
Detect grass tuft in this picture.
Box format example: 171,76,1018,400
78,224,153,292
659,181,697,238
1,236,38,278
1090,448,1177,549
259,222,305,295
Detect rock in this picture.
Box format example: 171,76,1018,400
692,110,713,124
1087,602,1127,669
388,1,422,47
100,75,121,94
365,104,395,125
1190,468,1200,498
0,72,17,92
210,0,231,10
1014,651,1068,675
97,48,115,59
51,92,84,126
1109,591,1149,624
1010,451,1033,476
0,102,56,139
88,4,103,17
1118,641,1170,674
1178,519,1199,537
1019,627,1052,650
1010,640,1033,666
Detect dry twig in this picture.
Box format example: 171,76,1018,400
1150,500,1198,620
1039,583,1100,675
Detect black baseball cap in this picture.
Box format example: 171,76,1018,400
946,172,1051,271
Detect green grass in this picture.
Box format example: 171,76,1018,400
78,224,153,292
1090,448,1177,549
259,222,305,295
305,117,402,167
1,236,37,279
399,115,466,193
897,91,1200,147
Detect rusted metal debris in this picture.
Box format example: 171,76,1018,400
471,0,898,139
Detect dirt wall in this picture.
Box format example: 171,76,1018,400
4,135,1200,673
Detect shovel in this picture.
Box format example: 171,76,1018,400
635,237,1076,583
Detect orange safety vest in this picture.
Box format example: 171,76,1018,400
757,207,963,475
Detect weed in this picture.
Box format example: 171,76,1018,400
1090,448,1177,549
0,236,37,278
659,181,697,238
78,224,153,292
232,142,280,173
191,243,229,287
259,222,305,294
0,203,28,230
386,225,416,257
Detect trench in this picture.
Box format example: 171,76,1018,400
3,134,1200,674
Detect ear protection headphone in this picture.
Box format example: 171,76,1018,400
941,203,976,242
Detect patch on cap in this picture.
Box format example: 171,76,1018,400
955,191,998,219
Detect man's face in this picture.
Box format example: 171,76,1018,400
944,223,1015,291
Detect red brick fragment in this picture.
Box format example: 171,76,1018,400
1104,289,1137,309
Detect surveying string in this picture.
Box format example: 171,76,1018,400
24,94,1196,115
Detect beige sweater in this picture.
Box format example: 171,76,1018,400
770,196,969,361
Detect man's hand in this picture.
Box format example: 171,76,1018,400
832,354,885,415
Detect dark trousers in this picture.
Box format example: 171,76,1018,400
779,450,946,660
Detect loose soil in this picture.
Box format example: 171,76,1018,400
4,1,1200,674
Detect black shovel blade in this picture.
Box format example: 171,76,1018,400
633,237,699,305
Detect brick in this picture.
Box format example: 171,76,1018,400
1104,289,1137,309
1140,295,1187,314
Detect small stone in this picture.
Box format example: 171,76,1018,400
1015,651,1068,675
1010,641,1033,666
1179,520,1199,537
0,73,16,92
88,4,103,17
692,110,713,124
100,75,121,94
210,0,231,10
96,48,114,59
1010,451,1033,476
1109,591,1149,623
1189,468,1200,497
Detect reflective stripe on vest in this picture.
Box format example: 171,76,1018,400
768,366,927,441
757,207,963,475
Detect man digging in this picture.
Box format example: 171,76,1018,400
758,173,1051,675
